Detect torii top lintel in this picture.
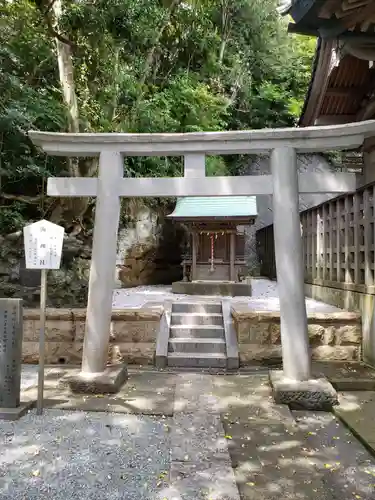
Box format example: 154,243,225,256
28,120,375,157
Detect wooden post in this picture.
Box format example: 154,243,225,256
306,212,311,280
230,232,236,282
329,202,334,282
363,188,373,286
336,199,342,283
344,196,352,284
37,269,47,416
317,207,322,280
312,209,317,281
191,231,197,281
322,207,327,281
354,192,360,285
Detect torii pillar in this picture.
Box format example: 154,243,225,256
29,121,375,407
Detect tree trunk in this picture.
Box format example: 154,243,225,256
219,1,230,66
50,0,80,179
37,0,95,231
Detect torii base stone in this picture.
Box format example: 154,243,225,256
269,371,338,410
59,365,128,395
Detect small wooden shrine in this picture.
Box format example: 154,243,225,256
168,196,257,296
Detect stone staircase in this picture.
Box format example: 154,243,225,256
167,302,227,368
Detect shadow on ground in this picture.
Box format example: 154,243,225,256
4,367,375,499
212,375,375,500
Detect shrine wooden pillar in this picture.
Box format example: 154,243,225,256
230,232,236,281
191,231,197,281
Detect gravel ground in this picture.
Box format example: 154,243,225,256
112,278,340,313
0,410,171,500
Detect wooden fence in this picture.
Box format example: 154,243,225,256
256,181,375,295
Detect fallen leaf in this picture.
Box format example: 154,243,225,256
246,482,255,486
225,435,232,440
324,464,332,469
31,470,40,477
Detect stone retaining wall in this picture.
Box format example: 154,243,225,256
22,307,163,365
305,283,375,366
231,305,362,366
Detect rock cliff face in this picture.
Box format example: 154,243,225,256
0,204,184,306
116,205,184,287
0,231,92,307
243,153,338,274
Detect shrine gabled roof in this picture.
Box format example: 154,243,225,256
167,196,257,219
299,41,375,126
283,0,375,39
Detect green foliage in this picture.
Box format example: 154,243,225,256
0,203,28,233
0,0,315,233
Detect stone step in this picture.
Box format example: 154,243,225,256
171,312,224,326
172,302,222,314
169,324,225,339
168,338,226,354
167,352,227,368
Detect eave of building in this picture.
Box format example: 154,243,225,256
167,196,257,220
286,0,375,39
299,45,375,127
283,0,375,127
168,216,255,221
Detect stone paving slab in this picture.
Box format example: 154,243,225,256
212,374,295,426
173,373,219,414
0,410,171,500
333,391,375,454
312,362,375,391
222,421,304,469
293,411,375,500
233,465,334,500
218,374,375,500
223,419,333,500
20,369,176,416
171,412,229,463
169,372,241,499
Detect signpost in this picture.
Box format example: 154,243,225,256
23,220,64,415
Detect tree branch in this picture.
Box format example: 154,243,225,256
35,0,78,49
0,193,44,204
46,24,77,49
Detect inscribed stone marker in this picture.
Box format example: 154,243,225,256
0,299,23,408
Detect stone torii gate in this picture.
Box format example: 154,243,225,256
29,121,375,407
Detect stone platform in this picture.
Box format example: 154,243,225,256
172,280,252,296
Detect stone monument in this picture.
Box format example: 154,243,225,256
0,298,33,420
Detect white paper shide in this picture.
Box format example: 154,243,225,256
23,220,65,270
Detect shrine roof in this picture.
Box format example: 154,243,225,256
279,1,375,127
167,196,257,219
282,0,375,39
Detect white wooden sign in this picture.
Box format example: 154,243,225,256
23,220,65,270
